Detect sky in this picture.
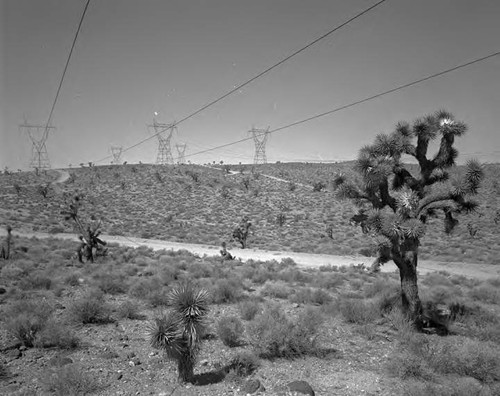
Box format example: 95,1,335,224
1,0,499,170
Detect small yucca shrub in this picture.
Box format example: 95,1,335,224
149,282,209,383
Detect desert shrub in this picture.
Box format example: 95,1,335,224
386,350,434,380
4,299,54,347
339,298,379,324
227,351,260,377
95,272,128,295
64,272,81,286
278,269,313,284
18,273,53,290
402,378,496,396
0,361,9,380
423,336,500,383
116,300,142,320
68,289,112,324
486,277,500,287
289,287,332,305
238,300,261,321
41,364,104,395
310,288,333,305
421,285,460,305
217,316,244,347
247,303,322,359
187,262,214,279
129,277,162,299
261,282,292,299
421,273,454,288
34,319,80,349
468,285,500,304
376,289,402,315
316,272,345,289
364,278,399,298
146,287,170,307
312,181,326,192
251,268,276,284
211,278,243,304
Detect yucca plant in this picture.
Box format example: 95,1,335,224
149,283,209,383
334,110,484,330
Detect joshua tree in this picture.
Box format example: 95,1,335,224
0,226,12,260
149,283,209,383
61,195,107,263
232,216,252,249
334,110,484,329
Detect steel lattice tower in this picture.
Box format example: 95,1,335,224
19,123,56,170
110,146,123,164
148,119,177,165
249,126,270,164
176,143,187,164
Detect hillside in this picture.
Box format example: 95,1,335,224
1,162,500,264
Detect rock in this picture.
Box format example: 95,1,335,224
241,378,265,394
48,356,73,367
100,350,120,359
200,359,209,366
126,351,136,359
19,345,28,352
0,287,6,294
6,349,21,360
287,380,315,396
132,357,141,366
116,373,123,380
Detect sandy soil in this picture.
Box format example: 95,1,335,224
3,229,499,280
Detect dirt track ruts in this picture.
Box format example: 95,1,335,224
2,230,499,281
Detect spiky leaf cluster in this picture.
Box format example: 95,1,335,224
334,110,484,259
149,282,209,380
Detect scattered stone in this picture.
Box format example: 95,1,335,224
287,380,315,396
100,350,120,359
126,351,136,359
116,373,123,380
200,359,209,366
132,357,141,366
19,345,28,352
241,378,265,394
0,286,6,294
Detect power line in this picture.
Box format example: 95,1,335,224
181,50,500,160
93,0,388,163
44,0,91,133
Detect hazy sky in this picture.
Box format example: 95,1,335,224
1,0,499,169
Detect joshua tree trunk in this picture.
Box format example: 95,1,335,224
392,242,423,330
177,354,195,383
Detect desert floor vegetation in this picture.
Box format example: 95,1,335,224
1,161,500,264
1,236,499,395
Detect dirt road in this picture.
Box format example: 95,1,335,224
3,229,499,280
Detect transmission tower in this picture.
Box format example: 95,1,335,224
19,123,55,170
147,119,177,165
176,143,187,164
110,146,123,164
248,126,270,164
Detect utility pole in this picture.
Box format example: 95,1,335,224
110,146,123,164
19,122,55,170
176,143,187,164
147,118,176,165
248,126,270,164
